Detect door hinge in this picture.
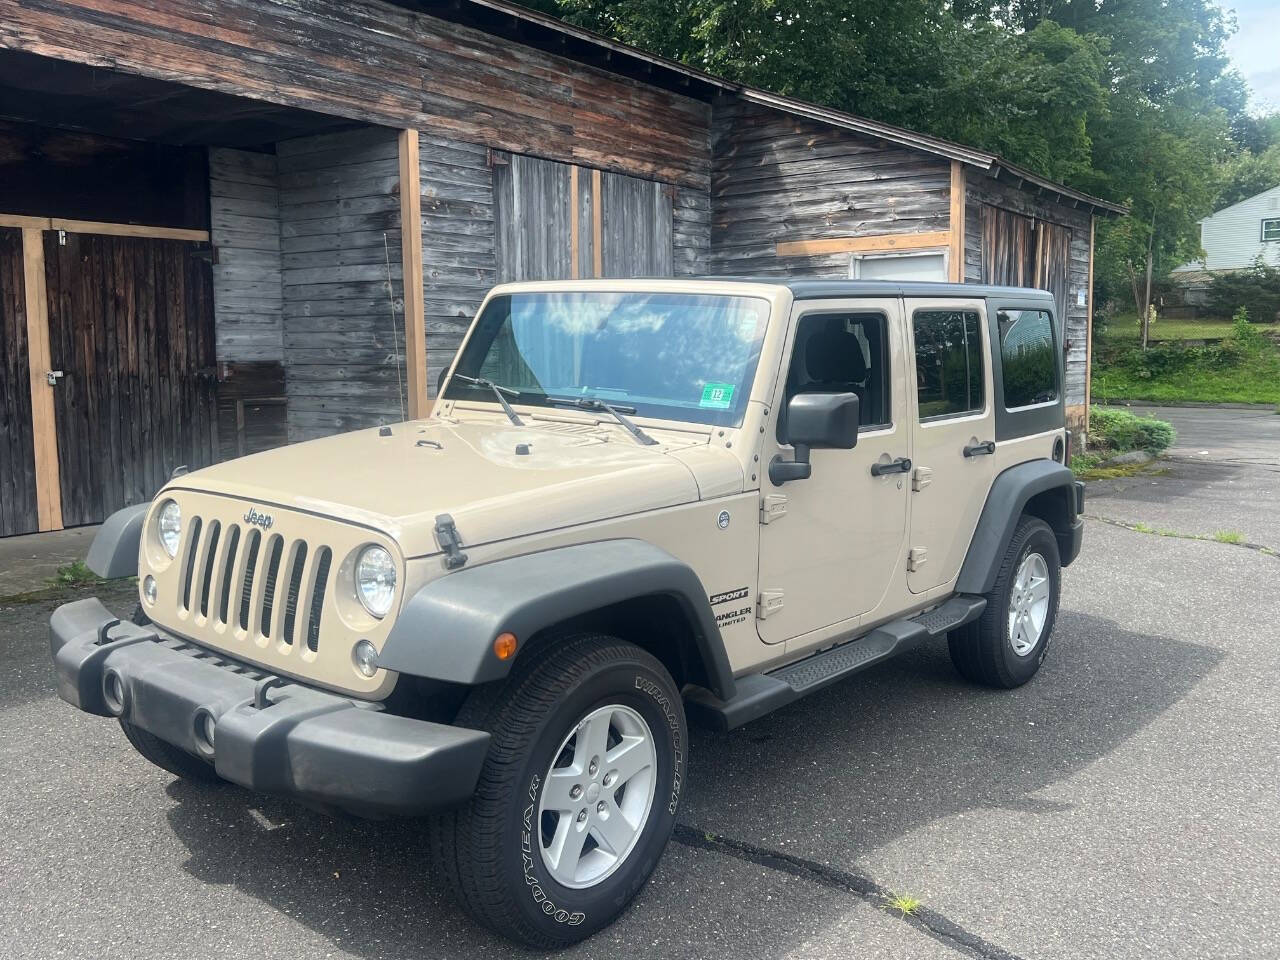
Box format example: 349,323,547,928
57,229,67,246
912,466,933,492
907,547,928,572
757,589,785,620
760,494,788,524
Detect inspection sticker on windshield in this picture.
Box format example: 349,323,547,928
699,383,735,409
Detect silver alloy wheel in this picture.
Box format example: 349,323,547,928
537,703,657,889
1008,552,1050,656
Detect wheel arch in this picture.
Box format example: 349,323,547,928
378,539,736,701
956,459,1082,595
86,502,150,579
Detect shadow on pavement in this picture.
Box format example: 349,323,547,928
161,611,1222,960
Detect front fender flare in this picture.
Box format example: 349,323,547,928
86,502,150,579
378,539,736,700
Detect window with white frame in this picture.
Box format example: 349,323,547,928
1263,218,1280,243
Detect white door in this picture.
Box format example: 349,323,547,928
756,298,911,647
904,297,997,594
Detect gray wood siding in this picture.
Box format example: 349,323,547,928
209,147,282,363
599,172,674,278
709,99,951,277
965,172,1092,407
278,128,407,441
420,134,496,395
673,186,711,276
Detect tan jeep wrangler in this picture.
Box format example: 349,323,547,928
50,279,1083,947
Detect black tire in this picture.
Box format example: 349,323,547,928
429,633,687,948
118,719,224,783
949,515,1061,688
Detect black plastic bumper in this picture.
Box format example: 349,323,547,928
49,598,490,817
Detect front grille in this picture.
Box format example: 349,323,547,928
179,519,332,651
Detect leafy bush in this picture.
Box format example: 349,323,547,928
1090,406,1176,455
1208,259,1280,324
1231,306,1268,353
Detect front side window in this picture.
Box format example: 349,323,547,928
913,309,984,420
998,309,1059,409
1263,218,1280,242
444,292,770,426
781,312,891,438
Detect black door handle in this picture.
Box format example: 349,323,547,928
963,440,996,458
871,457,912,477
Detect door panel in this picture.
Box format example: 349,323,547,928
905,298,996,594
756,298,911,647
599,171,674,278
0,227,39,537
45,232,217,526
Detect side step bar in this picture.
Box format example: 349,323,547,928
685,595,986,732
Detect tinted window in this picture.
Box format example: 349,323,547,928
998,310,1058,409
783,313,891,436
913,309,984,420
444,292,770,427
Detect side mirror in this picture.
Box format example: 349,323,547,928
769,392,860,485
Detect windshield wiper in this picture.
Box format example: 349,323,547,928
547,396,659,446
451,374,524,426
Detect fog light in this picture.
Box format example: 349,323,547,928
103,670,126,716
193,710,216,756
352,639,379,678
143,575,158,606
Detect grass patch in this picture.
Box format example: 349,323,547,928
1092,312,1280,405
47,559,102,588
1212,529,1246,544
884,892,923,917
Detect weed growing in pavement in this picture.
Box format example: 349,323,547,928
47,560,102,588
884,892,923,917
1212,530,1246,544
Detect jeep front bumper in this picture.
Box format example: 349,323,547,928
49,598,490,817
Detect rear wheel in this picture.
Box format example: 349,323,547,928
429,633,687,948
949,515,1061,688
118,720,223,783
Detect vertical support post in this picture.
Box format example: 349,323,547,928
398,129,428,418
569,165,580,280
948,160,966,283
591,168,604,279
21,227,63,531
1084,214,1096,431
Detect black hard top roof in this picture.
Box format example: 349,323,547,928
708,278,1056,301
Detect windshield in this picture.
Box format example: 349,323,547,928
443,292,771,427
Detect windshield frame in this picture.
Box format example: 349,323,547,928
440,289,774,429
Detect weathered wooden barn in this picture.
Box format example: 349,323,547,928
0,0,1123,537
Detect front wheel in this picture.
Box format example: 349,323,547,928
949,515,1061,688
429,633,687,948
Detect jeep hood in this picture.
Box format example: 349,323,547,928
170,419,739,558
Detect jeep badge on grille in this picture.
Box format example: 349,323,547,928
243,507,274,529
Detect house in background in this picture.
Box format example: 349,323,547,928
0,0,1122,538
1171,184,1280,306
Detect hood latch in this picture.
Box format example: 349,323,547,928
434,513,468,570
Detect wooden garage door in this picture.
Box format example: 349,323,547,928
493,153,674,282
44,232,218,527
0,227,39,537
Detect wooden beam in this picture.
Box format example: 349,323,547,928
0,214,52,230
948,160,966,283
592,168,604,278
48,219,209,242
1084,215,1096,432
776,231,952,258
398,129,428,418
20,228,63,532
569,165,580,280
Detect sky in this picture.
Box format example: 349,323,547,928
1223,0,1280,114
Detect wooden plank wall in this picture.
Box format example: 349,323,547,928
709,98,951,277
965,172,1092,408
599,173,674,278
673,187,711,276
0,0,711,190
278,128,406,441
209,148,283,363
0,226,38,536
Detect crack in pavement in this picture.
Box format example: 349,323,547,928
672,824,1027,960
1084,514,1279,559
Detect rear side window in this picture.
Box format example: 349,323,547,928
912,309,984,420
997,310,1058,409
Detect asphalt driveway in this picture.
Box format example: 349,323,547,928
2,410,1277,960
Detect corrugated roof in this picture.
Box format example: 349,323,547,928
402,0,1128,217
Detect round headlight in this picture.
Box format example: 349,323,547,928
157,500,182,558
355,545,396,618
